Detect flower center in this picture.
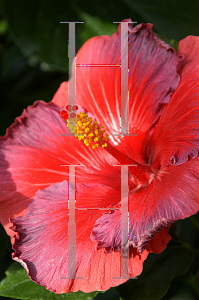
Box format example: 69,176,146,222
67,112,109,149
63,112,154,188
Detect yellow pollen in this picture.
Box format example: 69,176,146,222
66,112,109,149
85,128,90,133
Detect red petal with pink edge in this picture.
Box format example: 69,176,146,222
62,21,180,163
147,35,199,169
92,158,199,254
12,181,149,293
0,101,120,236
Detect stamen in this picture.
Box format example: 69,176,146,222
62,111,154,187
66,112,109,149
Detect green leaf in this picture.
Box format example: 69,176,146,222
0,19,8,35
0,262,101,300
3,0,199,72
115,246,193,300
3,0,76,72
0,42,66,136
79,12,117,43
3,0,117,72
122,0,199,40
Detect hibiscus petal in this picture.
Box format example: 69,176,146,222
0,101,120,236
92,158,199,254
53,22,180,163
147,35,199,168
12,181,148,293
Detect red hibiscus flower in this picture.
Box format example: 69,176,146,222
0,21,199,294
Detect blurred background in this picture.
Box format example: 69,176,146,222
0,0,199,299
